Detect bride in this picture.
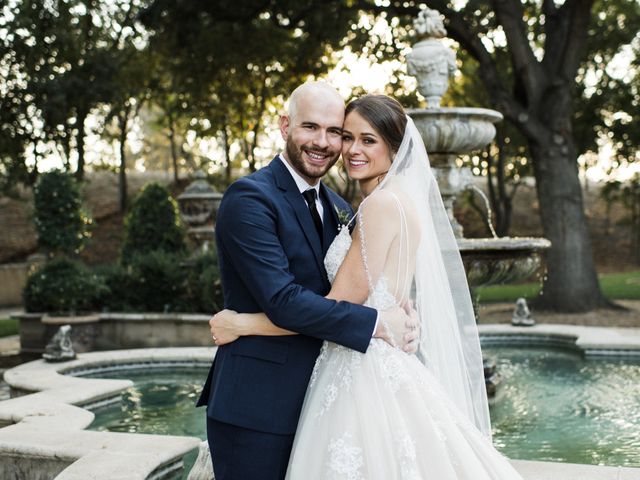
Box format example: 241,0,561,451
211,95,523,479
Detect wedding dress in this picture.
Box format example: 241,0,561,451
285,117,524,480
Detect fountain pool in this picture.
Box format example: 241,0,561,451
84,348,640,471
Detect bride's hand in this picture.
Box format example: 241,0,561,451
375,306,420,352
403,307,420,354
209,309,243,346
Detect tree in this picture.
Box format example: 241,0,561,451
1,0,148,183
104,43,151,212
33,170,91,256
139,0,364,182
348,0,639,312
121,182,186,263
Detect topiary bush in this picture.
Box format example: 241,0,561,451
93,263,136,312
23,257,107,314
125,251,188,312
33,170,91,256
184,250,224,313
121,183,186,263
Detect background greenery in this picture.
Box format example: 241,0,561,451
476,271,640,303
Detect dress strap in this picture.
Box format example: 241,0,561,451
386,191,411,304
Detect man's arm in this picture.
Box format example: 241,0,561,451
216,179,376,353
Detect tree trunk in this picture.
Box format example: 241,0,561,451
168,117,179,184
529,133,608,312
486,144,515,237
222,125,232,185
75,110,88,181
118,107,130,213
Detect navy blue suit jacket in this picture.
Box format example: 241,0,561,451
196,156,377,435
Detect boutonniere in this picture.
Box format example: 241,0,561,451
333,204,352,231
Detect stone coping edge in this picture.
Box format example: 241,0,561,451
0,347,213,480
479,323,640,357
13,312,211,323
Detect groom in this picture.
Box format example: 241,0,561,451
197,82,416,480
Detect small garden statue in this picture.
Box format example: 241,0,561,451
511,297,535,326
43,325,77,362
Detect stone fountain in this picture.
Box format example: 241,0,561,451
406,7,551,292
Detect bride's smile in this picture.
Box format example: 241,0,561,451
342,111,393,196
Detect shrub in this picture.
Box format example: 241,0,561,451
33,170,91,256
94,263,136,312
184,249,224,313
126,251,188,312
23,257,107,314
121,183,186,263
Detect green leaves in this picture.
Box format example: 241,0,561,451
33,170,91,256
23,256,107,314
121,182,186,263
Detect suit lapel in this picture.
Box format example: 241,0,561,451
320,183,340,255
271,157,325,274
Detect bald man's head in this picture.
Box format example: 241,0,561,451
279,81,345,185
287,82,344,124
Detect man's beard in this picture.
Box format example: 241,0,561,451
285,136,339,180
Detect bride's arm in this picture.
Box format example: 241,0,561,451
210,192,398,345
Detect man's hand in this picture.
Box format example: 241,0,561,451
209,309,243,346
374,305,420,353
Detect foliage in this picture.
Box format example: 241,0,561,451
184,249,224,314
600,174,640,264
139,0,364,177
33,170,91,256
574,0,640,167
123,250,188,312
0,0,148,184
121,182,186,263
93,263,136,312
476,270,640,303
95,249,223,313
23,257,107,314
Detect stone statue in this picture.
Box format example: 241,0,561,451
511,297,535,326
187,441,215,480
406,7,457,108
43,325,77,362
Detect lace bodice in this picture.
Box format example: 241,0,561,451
324,225,396,311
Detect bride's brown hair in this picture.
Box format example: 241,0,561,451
344,95,407,156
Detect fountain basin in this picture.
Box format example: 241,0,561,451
459,237,552,288
408,107,503,154
2,327,640,479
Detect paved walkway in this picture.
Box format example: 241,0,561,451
0,335,19,356
478,299,640,328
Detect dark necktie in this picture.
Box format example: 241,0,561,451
302,189,323,241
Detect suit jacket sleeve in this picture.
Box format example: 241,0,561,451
216,179,376,353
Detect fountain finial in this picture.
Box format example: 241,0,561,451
407,7,456,108
414,7,447,38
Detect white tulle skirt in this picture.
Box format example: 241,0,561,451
285,339,523,480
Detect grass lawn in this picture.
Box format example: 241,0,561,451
0,318,19,338
475,270,640,303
